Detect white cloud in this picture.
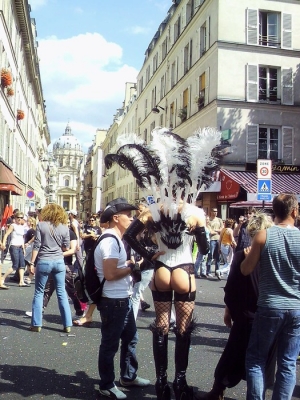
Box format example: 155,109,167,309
29,0,48,11
38,33,138,151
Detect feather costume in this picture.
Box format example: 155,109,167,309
104,126,221,223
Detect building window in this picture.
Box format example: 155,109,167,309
146,65,150,84
65,179,69,187
162,38,167,61
160,75,165,100
197,73,206,110
171,61,176,89
186,0,194,25
170,102,174,128
247,10,292,49
247,65,293,105
153,52,158,73
259,11,280,47
258,127,279,160
200,19,209,56
247,125,294,163
151,87,157,109
174,17,181,42
184,43,189,74
259,67,278,102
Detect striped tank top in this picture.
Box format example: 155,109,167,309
258,225,300,309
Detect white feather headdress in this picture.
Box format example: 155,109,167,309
104,126,221,221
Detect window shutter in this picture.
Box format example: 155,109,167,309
247,64,258,102
206,16,210,50
205,67,209,105
247,124,258,163
247,9,258,45
282,68,293,105
282,13,292,49
282,126,294,164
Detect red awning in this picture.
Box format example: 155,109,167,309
0,162,22,195
220,169,300,194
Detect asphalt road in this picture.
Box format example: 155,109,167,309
1,265,300,400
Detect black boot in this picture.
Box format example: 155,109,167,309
173,331,194,400
152,329,171,400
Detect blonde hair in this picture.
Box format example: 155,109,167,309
40,204,68,226
28,217,37,229
246,212,273,238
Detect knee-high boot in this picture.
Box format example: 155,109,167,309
173,331,194,400
152,330,171,400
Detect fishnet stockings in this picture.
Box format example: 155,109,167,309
153,299,194,335
153,301,172,335
174,300,194,335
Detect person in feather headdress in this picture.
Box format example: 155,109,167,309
105,127,221,400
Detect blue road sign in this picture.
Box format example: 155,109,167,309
257,179,272,201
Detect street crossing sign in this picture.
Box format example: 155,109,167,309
257,179,272,201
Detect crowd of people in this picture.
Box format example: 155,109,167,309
1,195,300,399
1,126,300,400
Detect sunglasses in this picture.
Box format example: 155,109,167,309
89,219,95,221
17,217,24,219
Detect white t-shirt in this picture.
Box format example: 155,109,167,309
94,229,132,298
10,224,26,246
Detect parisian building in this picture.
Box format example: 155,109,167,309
52,124,84,211
100,0,300,218
0,0,50,214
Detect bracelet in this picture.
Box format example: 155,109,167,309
128,262,140,273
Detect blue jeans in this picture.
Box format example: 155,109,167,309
246,307,300,400
97,297,138,390
206,240,220,274
31,259,72,328
194,252,206,276
9,245,25,270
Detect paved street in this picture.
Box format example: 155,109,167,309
1,261,300,399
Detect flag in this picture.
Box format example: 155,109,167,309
0,204,10,228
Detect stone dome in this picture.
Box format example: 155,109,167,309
53,124,82,151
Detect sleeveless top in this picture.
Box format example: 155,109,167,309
10,223,25,246
258,225,300,309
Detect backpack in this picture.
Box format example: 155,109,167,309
74,233,121,303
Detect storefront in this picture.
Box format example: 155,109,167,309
199,163,300,220
0,160,23,213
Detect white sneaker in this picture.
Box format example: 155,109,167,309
216,270,222,280
99,384,127,399
25,311,32,317
119,376,150,387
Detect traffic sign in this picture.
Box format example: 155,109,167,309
257,179,271,193
257,179,272,201
27,190,35,199
257,160,272,179
257,193,272,201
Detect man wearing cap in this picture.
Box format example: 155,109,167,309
68,210,83,274
95,197,150,399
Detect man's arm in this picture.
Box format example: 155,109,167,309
103,258,132,281
240,229,267,275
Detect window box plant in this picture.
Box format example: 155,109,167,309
1,68,12,87
17,109,25,120
178,106,187,121
6,87,14,97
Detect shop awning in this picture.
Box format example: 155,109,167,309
0,162,22,195
220,169,300,195
230,201,273,209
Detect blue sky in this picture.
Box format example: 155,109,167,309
30,0,170,151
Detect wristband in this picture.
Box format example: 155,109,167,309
129,262,140,273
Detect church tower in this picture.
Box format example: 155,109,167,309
52,123,84,211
